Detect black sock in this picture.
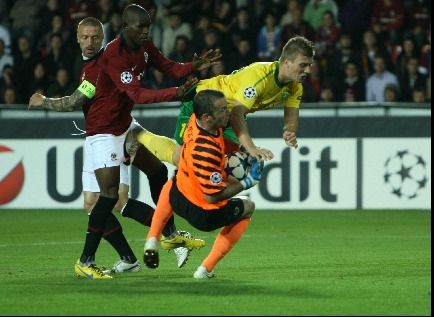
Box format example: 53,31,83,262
80,196,117,264
122,198,154,226
103,213,137,263
122,198,177,237
148,164,168,204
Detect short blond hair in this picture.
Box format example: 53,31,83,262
280,36,315,62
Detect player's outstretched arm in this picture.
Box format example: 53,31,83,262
283,107,299,148
176,77,199,98
230,104,274,161
28,89,87,112
192,49,222,71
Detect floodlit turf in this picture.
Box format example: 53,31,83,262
0,209,430,316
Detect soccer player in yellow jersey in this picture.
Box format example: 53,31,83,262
138,36,314,164
143,89,264,279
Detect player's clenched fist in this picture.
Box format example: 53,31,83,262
283,130,298,148
28,93,45,109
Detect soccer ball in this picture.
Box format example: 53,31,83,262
383,150,428,199
224,151,250,181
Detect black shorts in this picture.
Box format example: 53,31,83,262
169,180,245,232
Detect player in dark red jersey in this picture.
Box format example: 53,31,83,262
29,10,219,278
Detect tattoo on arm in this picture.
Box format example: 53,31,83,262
41,90,87,112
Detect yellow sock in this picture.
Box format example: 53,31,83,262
137,130,176,165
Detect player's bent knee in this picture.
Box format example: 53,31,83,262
172,144,182,166
114,197,129,213
242,199,255,218
113,185,129,212
83,192,99,213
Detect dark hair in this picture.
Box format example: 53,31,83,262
123,4,151,25
280,36,315,62
193,89,225,118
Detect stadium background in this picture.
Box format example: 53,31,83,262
0,0,431,210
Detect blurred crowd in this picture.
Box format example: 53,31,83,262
0,0,431,105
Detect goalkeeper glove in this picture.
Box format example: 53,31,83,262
240,158,264,189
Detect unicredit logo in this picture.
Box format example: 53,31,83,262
0,145,25,205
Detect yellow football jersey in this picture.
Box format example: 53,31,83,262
196,61,303,113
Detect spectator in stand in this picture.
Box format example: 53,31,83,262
319,85,335,102
147,3,162,49
64,0,97,29
225,38,256,72
0,66,20,98
43,33,73,82
46,67,74,98
359,30,386,79
280,0,301,27
418,29,431,77
412,87,427,103
335,61,365,102
96,0,117,25
257,11,281,62
103,11,122,47
197,30,225,80
28,62,49,95
38,14,71,52
162,35,194,86
314,10,340,62
280,6,315,51
370,0,404,46
190,15,212,54
0,38,13,77
168,35,193,63
303,0,338,31
338,0,374,44
213,0,236,32
404,0,430,48
0,23,12,54
383,83,399,102
1,87,19,104
399,57,427,102
326,32,361,81
366,55,399,102
161,10,192,56
226,6,257,53
394,37,419,78
12,35,39,100
8,0,44,38
36,0,63,42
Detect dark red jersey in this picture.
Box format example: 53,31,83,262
79,49,102,119
84,36,194,136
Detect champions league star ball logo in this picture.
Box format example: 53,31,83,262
120,71,133,84
0,145,25,205
243,87,256,99
383,150,428,199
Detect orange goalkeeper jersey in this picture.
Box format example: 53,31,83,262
176,114,228,210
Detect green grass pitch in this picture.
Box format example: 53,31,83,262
0,209,430,316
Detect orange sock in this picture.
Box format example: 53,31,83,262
202,218,250,272
146,179,174,240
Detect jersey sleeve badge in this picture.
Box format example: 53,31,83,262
243,87,257,99
120,71,133,84
210,172,223,184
